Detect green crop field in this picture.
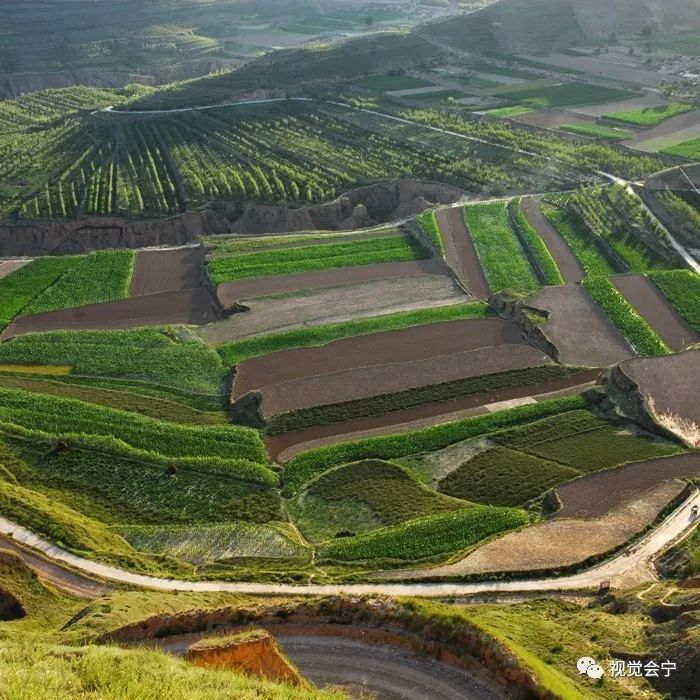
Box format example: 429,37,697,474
354,75,433,91
483,106,534,119
318,506,529,562
489,83,633,109
0,257,81,328
559,123,633,141
0,327,228,396
283,395,588,494
438,447,580,507
648,269,700,333
605,104,694,126
416,210,445,254
663,137,700,161
510,198,564,286
24,251,134,314
464,201,539,293
289,460,463,542
216,302,489,365
583,275,670,356
208,234,429,284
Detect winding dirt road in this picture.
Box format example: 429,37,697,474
1,490,697,597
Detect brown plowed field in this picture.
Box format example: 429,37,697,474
520,198,584,283
4,289,220,338
233,318,527,397
260,344,548,416
526,285,633,366
266,371,599,462
130,247,207,296
216,259,449,306
556,453,700,519
435,208,490,297
515,109,597,130
388,480,686,578
0,259,32,280
612,274,698,351
620,350,700,425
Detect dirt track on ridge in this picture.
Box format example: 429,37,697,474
130,247,206,296
612,274,698,351
266,371,599,462
435,208,490,297
0,260,32,280
521,197,584,283
217,258,448,306
556,453,700,519
233,318,527,397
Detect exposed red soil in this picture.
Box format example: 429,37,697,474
3,289,220,338
555,453,700,519
525,284,633,367
216,258,449,305
435,207,490,297
612,274,698,352
233,319,527,397
260,344,548,416
520,197,584,283
266,370,599,462
130,246,207,296
619,350,700,425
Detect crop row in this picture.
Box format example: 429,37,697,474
648,270,700,333
582,275,670,356
416,210,445,255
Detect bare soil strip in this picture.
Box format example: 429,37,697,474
520,197,584,283
556,454,700,519
623,108,700,152
4,289,220,338
619,351,700,424
216,259,449,306
612,274,698,351
266,371,599,462
199,276,466,345
260,345,548,416
514,110,596,130
435,208,490,297
130,247,207,296
0,259,32,280
233,319,527,397
526,285,633,366
387,480,686,579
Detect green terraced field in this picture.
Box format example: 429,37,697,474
559,123,633,141
648,269,700,333
605,104,694,126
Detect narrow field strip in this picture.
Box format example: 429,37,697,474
464,201,539,293
648,269,700,334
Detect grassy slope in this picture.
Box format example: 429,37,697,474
0,257,80,327
416,209,445,254
217,303,489,365
24,251,135,314
464,201,539,293
209,235,429,284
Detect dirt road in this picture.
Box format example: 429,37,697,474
435,207,490,297
520,197,584,283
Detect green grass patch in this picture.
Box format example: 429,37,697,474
0,385,269,465
438,447,580,507
289,460,463,542
24,251,134,314
605,104,694,127
464,201,539,293
559,123,633,141
483,105,534,118
209,235,428,284
0,257,80,327
416,209,444,254
266,365,579,435
541,203,616,277
663,137,700,160
282,395,588,494
217,302,489,365
317,505,528,562
510,198,564,286
648,269,700,333
117,522,309,565
583,275,670,356
354,74,432,91
0,326,228,395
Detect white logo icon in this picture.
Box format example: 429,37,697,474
577,657,604,679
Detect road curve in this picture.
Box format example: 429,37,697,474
1,491,698,597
